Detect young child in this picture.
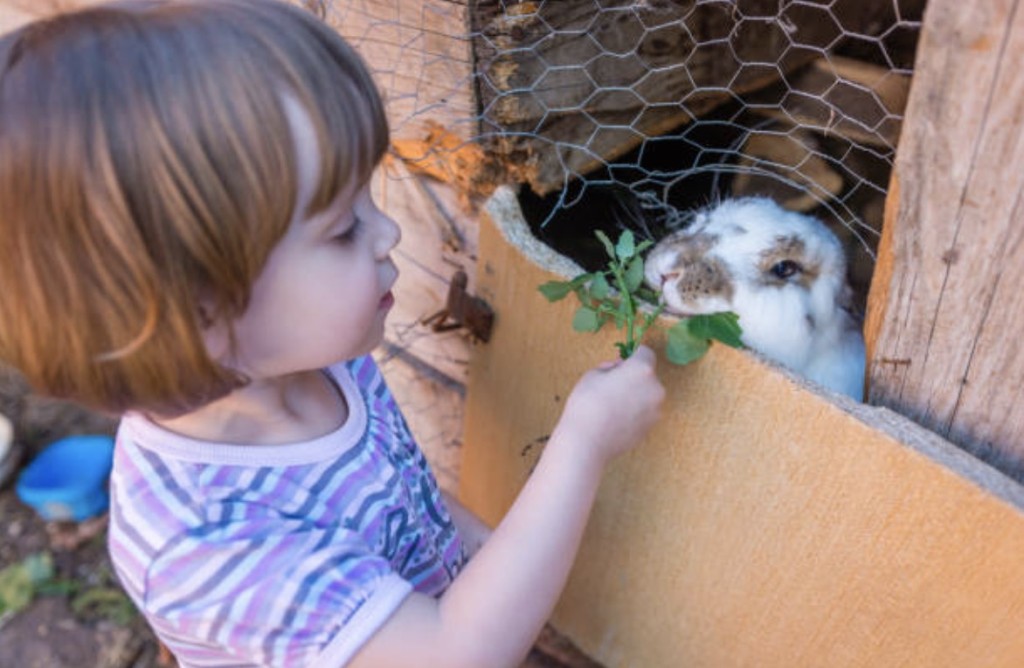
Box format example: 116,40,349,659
0,1,665,666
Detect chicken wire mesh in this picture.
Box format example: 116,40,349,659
325,0,924,303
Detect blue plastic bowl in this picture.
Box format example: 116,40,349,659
16,434,115,522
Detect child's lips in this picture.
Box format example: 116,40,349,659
379,290,395,310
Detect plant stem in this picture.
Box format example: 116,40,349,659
609,261,636,357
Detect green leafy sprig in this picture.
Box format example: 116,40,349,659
538,229,744,365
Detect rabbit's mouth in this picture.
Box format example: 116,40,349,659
660,303,700,319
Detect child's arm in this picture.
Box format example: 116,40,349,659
348,346,665,668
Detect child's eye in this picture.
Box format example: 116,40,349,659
333,216,362,244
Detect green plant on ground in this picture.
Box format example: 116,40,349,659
71,584,137,626
0,551,137,628
538,229,743,365
0,552,56,624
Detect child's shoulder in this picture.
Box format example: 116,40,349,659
337,353,378,376
332,354,386,395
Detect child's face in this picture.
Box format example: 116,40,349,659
210,100,401,379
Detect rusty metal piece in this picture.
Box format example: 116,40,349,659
421,270,495,342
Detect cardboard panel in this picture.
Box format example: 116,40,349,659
462,192,1024,667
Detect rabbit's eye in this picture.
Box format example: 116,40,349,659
770,260,802,279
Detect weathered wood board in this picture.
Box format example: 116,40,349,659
371,163,477,493
472,0,903,195
865,0,1024,478
0,0,93,32
326,0,476,142
373,159,478,382
747,55,912,149
461,189,1024,667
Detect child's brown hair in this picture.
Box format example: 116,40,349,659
0,0,389,416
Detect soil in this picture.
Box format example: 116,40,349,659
0,488,165,668
0,488,598,668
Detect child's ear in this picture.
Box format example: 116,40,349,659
197,302,234,365
197,304,215,329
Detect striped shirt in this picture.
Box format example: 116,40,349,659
108,356,466,667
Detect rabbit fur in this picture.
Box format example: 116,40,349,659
643,196,866,400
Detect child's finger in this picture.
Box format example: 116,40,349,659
625,345,656,367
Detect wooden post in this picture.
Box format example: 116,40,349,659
864,0,1024,477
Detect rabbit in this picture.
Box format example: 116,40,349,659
643,196,866,400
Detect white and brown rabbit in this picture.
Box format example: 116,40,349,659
643,196,866,400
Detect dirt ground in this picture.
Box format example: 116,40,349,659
0,488,165,668
0,485,597,668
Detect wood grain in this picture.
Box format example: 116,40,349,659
373,160,478,383
326,0,475,141
865,0,1024,476
472,0,899,195
462,193,1024,667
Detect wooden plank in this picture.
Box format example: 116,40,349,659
370,160,477,495
328,0,475,141
0,2,36,33
372,159,477,384
461,191,1024,667
472,0,899,195
0,0,97,33
748,56,912,148
730,126,844,211
865,0,1024,477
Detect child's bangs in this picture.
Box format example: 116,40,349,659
309,76,389,215
277,19,390,217
196,0,389,219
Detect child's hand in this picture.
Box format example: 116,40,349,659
554,345,665,467
350,345,664,668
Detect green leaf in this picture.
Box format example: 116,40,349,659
624,255,645,293
666,320,711,365
0,566,32,615
572,306,602,332
0,553,53,616
687,312,744,349
538,280,575,302
634,286,661,305
539,273,594,302
615,230,636,260
590,272,611,300
21,553,53,584
594,230,616,259
539,229,669,361
71,586,137,625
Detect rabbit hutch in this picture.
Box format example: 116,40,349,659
370,0,1024,665
0,0,1022,666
